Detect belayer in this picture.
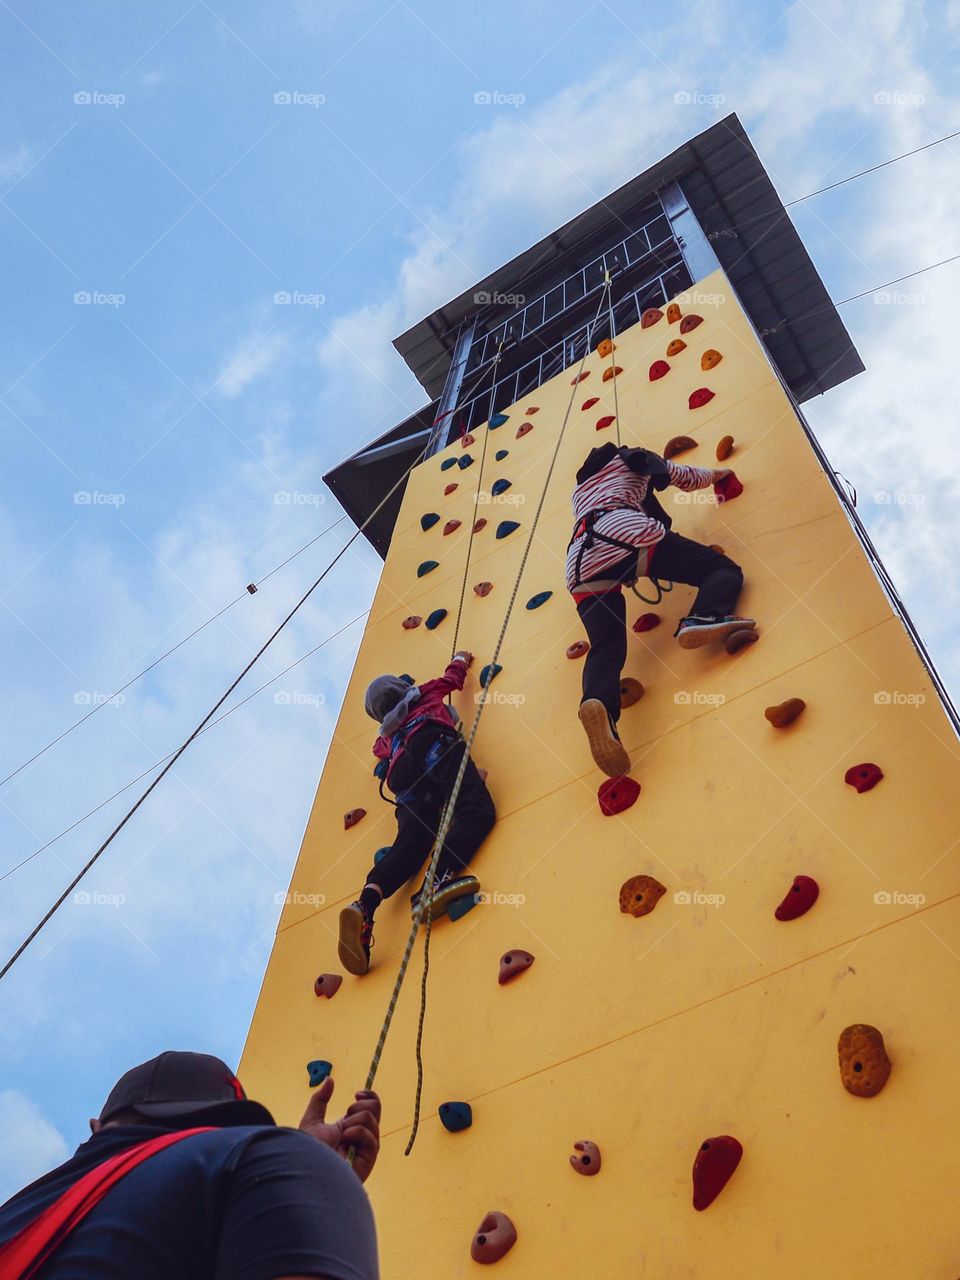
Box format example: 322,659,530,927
338,650,496,976
566,442,756,777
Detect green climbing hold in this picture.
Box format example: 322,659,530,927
480,662,502,687
425,608,448,630
420,512,440,531
495,521,519,539
495,448,509,462
491,478,511,497
374,845,390,865
307,1060,333,1087
526,591,552,610
417,561,439,577
439,1101,473,1131
440,457,457,471
373,759,388,780
489,412,509,429
447,893,479,922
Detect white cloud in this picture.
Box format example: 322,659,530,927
214,332,287,398
0,1091,69,1202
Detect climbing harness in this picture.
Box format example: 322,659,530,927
568,509,674,604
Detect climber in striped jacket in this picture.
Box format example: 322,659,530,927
567,442,755,777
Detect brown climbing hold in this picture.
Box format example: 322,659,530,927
601,365,623,382
343,808,366,830
641,307,663,328
632,612,660,633
473,518,488,534
838,1024,891,1097
708,544,725,554
569,1140,602,1176
666,301,682,324
444,483,458,496
525,405,539,414
474,581,493,597
765,698,806,728
498,949,535,985
402,615,422,630
679,313,703,334
478,768,489,782
725,628,758,655
619,874,666,918
461,433,475,448
845,763,883,793
663,435,697,460
688,387,715,410
716,434,734,460
566,639,590,659
666,338,687,356
692,1135,742,1210
620,677,644,707
471,1212,517,1264
516,422,533,439
571,370,591,384
596,338,616,358
314,973,343,999
443,519,461,536
701,349,723,370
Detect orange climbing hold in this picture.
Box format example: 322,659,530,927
679,313,703,334
709,544,725,554
666,338,687,357
569,1141,601,1176
663,435,697,460
688,387,715,410
701,349,723,370
461,433,475,448
343,808,366,830
443,519,461,536
596,338,616,358
516,422,533,439
641,308,663,328
666,302,682,324
581,397,599,411
402,615,422,630
765,698,806,728
692,1135,743,1210
716,434,734,461
649,360,670,381
471,1212,517,1264
601,365,623,382
619,874,666,917
838,1024,892,1096
525,405,540,414
595,415,616,431
444,483,458,496
314,973,343,999
619,677,644,707
474,581,493,597
633,613,660,633
598,776,641,816
498,949,535,985
566,640,590,659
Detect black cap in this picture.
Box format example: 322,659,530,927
98,1051,275,1128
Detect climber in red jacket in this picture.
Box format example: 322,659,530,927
567,442,756,777
338,651,496,977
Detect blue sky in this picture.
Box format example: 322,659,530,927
2,0,958,1194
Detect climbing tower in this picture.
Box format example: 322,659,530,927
241,116,960,1276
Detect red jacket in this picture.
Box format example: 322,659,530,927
373,660,467,765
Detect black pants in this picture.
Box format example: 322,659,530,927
366,730,496,899
576,533,743,722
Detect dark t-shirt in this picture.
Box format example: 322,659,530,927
0,1123,378,1280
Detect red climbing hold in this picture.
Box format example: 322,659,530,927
314,973,343,999
443,519,461,536
461,433,475,448
444,483,458,496
343,808,366,830
471,1212,517,1264
845,763,883,793
474,581,493,597
581,397,599,411
595,415,616,431
775,875,819,921
689,387,716,410
679,314,703,334
633,613,660,633
598,776,641,816
498,950,535,985
402,615,422,630
516,422,533,439
473,518,488,533
714,472,743,503
641,308,663,328
525,405,540,414
649,360,670,381
692,1135,743,1210
566,640,590,659
569,1141,602,1176
571,371,591,384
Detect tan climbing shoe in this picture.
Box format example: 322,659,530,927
579,699,631,777
676,614,756,649
338,902,373,976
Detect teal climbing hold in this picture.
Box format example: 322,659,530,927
526,591,553,610
425,608,448,630
495,449,509,462
489,412,509,429
439,1101,473,1132
480,662,502,687
457,454,474,470
373,759,388,780
307,1060,333,1087
374,845,390,865
491,478,511,496
495,521,519,539
440,457,457,472
447,893,479,922
420,512,440,531
417,561,439,577
399,673,415,685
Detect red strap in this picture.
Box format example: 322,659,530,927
0,1128,215,1280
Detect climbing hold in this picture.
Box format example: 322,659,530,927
399,673,415,685
480,663,502,687
649,360,670,381
448,893,479,922
458,454,474,470
307,1060,333,1088
373,761,388,781
632,612,660,633
715,434,734,461
596,338,616,357
641,308,663,328
620,677,644,707
417,560,439,577
774,874,819,921
666,338,687,356
474,581,493,597
665,301,681,324
838,1024,892,1097
343,808,366,830
845,763,883,793
420,512,440,531
498,950,535,985
401,615,422,630
494,448,509,461
701,349,723,371
443,483,458,496
477,768,488,782
765,698,806,728
714,472,743,503
489,412,509,429
314,974,343,999
571,370,591,384
470,1212,517,1265
461,433,475,448
619,874,666,917
581,397,599,411
709,544,725,554
725,628,758,655
373,845,390,864
516,422,533,439
443,519,461,536
688,387,716,410
439,1101,473,1132
491,479,511,497
598,776,641,816
569,1141,602,1176
566,640,590,659
525,406,539,414
595,415,616,431
525,591,552,610
692,1135,743,1210
425,609,448,631
473,518,487,533
440,457,457,472
679,313,703,334
495,520,519,539
663,434,697,460
601,365,623,382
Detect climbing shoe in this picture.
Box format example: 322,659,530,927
578,698,631,777
675,614,756,649
338,901,374,976
410,871,480,921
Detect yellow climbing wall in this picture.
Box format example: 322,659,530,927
241,269,960,1278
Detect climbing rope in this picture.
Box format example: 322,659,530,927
602,270,622,449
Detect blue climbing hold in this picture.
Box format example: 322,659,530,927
425,608,448,630
420,512,440,531
526,591,553,610
495,449,509,462
479,662,502,687
440,457,457,472
447,893,479,922
373,759,388,780
417,561,439,577
491,478,511,497
458,454,474,470
307,1060,333,1087
399,673,415,685
374,845,390,865
495,521,519,539
489,412,509,429
439,1101,473,1132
